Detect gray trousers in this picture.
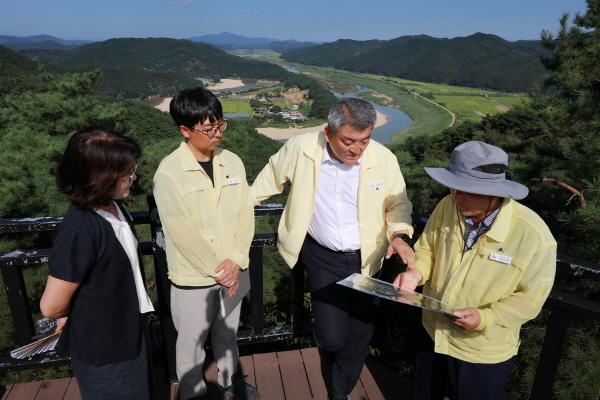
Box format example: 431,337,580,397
171,284,241,400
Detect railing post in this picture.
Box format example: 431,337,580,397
290,262,305,335
529,307,573,400
147,194,179,383
1,266,35,345
249,246,264,334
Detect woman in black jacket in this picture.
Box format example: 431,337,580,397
40,128,154,400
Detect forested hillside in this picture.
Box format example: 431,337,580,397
0,45,49,95
282,33,548,92
0,69,281,218
36,38,286,78
19,38,336,116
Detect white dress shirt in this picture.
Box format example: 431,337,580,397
96,204,155,313
308,144,361,251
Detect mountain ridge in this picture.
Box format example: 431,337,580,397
189,32,318,52
282,33,549,91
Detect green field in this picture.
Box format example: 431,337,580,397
221,98,252,114
383,76,528,123
231,50,528,140
489,95,527,108
302,68,529,138
385,76,504,95
303,67,452,140
434,95,504,122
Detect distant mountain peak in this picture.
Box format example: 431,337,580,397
0,34,93,49
188,32,318,51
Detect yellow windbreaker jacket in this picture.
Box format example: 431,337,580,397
153,142,254,286
416,195,556,363
251,131,413,276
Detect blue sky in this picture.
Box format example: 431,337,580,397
1,0,589,42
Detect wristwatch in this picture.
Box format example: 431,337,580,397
391,232,411,243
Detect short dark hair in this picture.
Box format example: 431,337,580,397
57,129,140,209
170,87,223,128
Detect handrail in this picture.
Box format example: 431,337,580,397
0,204,598,398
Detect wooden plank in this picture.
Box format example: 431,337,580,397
362,361,394,399
34,378,70,400
359,365,385,400
239,355,256,387
5,381,41,400
277,350,312,400
253,352,285,400
1,386,13,400
364,359,412,399
300,347,328,400
348,378,367,400
62,379,81,400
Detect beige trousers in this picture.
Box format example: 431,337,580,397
170,284,241,400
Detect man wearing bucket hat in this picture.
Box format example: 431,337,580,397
394,141,556,400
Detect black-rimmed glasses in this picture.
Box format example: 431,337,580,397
189,119,228,137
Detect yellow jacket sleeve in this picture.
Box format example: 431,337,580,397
251,139,294,205
153,172,220,277
229,166,255,270
385,157,414,239
413,203,442,284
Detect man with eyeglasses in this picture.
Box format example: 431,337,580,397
153,87,258,400
252,97,414,400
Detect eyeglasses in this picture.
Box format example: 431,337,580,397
119,164,138,182
188,120,228,137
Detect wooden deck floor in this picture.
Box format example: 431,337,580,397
1,347,410,400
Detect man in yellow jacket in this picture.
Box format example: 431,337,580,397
394,141,556,400
252,97,414,399
153,88,257,400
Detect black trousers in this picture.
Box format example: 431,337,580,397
70,334,150,400
301,236,378,397
414,334,514,400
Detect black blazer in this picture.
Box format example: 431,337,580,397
49,202,143,365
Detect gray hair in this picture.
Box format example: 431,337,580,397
327,97,376,134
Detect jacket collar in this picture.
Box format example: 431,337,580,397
303,132,325,161
483,198,513,243
176,141,226,172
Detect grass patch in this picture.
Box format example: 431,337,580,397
385,77,512,96
221,98,252,114
434,95,504,123
490,95,529,108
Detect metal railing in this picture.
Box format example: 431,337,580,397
0,200,599,399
